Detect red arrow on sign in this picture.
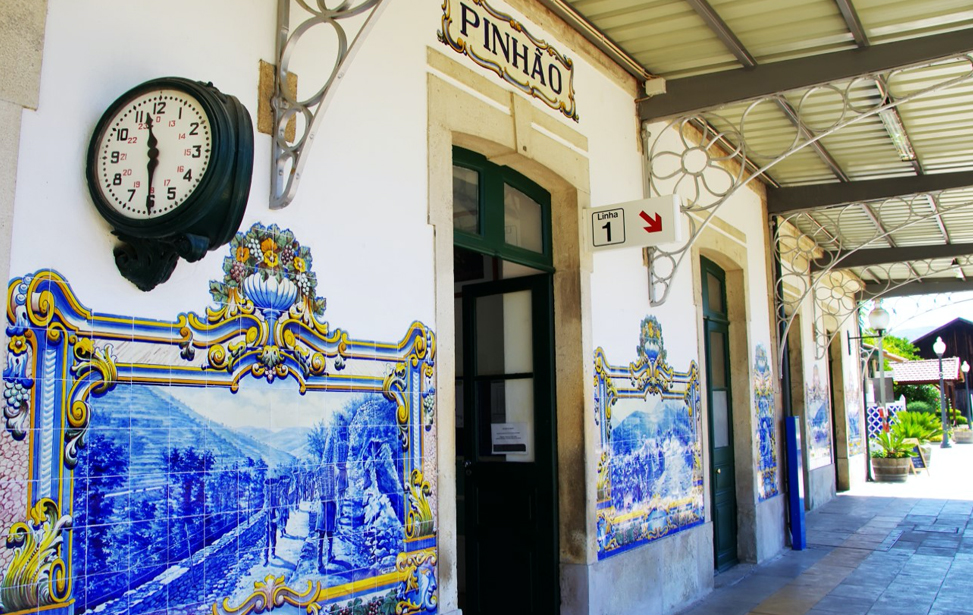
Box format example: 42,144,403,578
639,211,663,234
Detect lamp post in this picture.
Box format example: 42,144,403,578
869,304,891,431
963,361,970,428
934,336,951,449
848,302,892,481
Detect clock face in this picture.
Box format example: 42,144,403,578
94,88,212,220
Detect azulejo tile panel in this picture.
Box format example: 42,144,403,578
752,345,778,501
845,384,864,457
594,317,704,560
806,366,832,470
0,223,439,615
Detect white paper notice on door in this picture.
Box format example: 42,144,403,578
491,422,529,456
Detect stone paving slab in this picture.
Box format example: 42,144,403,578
676,444,973,615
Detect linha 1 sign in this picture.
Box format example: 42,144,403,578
438,0,579,121
587,195,683,252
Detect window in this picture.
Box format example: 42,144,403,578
452,147,552,271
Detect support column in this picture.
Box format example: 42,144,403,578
1,0,48,328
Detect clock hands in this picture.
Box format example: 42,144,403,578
145,114,160,214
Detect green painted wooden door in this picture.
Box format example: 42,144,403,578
702,258,738,571
460,274,558,615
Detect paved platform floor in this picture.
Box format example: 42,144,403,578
678,444,973,615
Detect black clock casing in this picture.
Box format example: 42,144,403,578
85,77,254,291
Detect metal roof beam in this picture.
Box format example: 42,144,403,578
685,0,848,183
638,29,973,122
767,170,973,214
776,99,850,182
835,0,869,48
812,243,973,271
865,278,973,298
534,0,653,82
926,194,951,244
685,0,756,68
861,204,896,248
858,203,925,278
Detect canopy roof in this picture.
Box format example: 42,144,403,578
892,356,964,384
542,0,973,299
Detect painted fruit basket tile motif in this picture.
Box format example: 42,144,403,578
594,316,704,560
806,366,833,470
753,345,778,501
0,223,439,615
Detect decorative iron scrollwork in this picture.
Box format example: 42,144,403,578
271,0,389,209
644,55,973,313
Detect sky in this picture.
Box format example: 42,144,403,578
874,291,973,342
166,380,362,431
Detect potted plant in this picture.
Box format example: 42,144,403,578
954,412,972,443
870,430,913,482
891,411,941,467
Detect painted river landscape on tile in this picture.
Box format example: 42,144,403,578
73,385,406,615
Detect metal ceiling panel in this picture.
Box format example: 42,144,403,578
855,0,973,43
939,190,973,243
560,0,973,292
701,98,839,184
566,0,740,76
710,0,856,63
891,59,973,172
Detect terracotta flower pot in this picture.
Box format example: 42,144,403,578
871,457,912,483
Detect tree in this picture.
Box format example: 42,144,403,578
895,383,941,407
308,419,329,462
78,433,129,570
862,331,921,368
882,334,921,362
865,334,941,405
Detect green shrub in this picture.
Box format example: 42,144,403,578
906,400,934,414
891,410,943,444
896,384,942,407
949,405,968,426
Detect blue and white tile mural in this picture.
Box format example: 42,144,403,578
0,223,439,615
594,317,704,559
805,366,833,470
752,345,778,501
845,383,864,456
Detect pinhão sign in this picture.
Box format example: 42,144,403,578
438,0,579,121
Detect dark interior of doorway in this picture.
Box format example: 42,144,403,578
827,335,840,490
454,244,548,611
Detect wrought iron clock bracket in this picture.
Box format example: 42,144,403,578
270,0,389,209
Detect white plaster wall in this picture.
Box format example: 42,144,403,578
12,0,444,338
584,115,783,610
795,288,836,510
14,0,645,336
11,2,663,615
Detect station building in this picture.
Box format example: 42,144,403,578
1,1,970,615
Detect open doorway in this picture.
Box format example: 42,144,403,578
451,149,559,615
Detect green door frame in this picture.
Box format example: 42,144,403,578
452,147,553,273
